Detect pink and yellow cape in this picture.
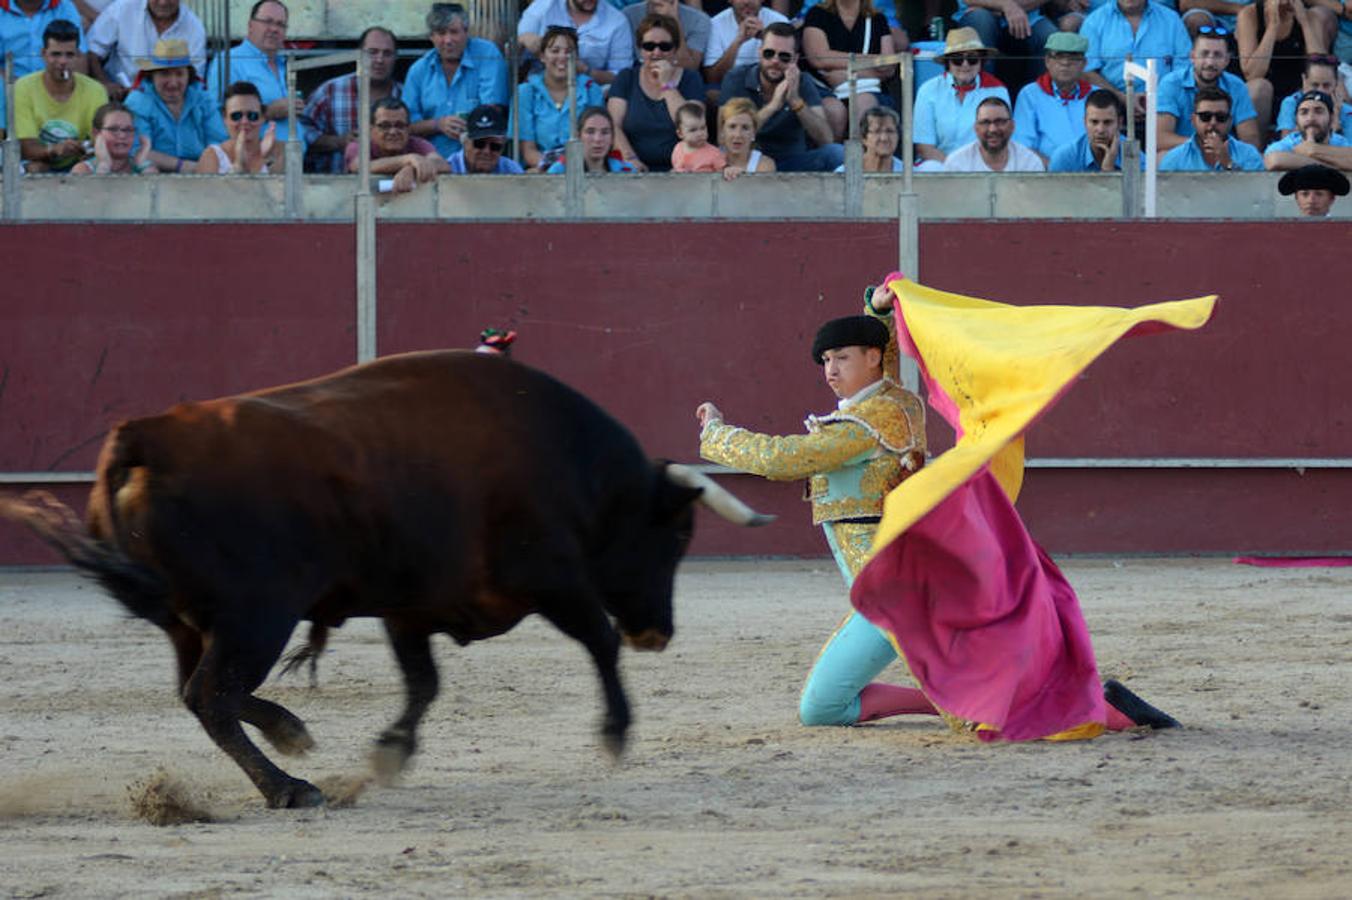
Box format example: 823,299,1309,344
851,275,1216,741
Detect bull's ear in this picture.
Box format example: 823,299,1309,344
652,461,703,522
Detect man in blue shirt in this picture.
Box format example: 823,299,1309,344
1159,85,1264,169
1156,27,1261,151
405,2,510,159
1082,0,1192,117
1049,88,1145,170
1013,31,1096,163
1275,56,1352,140
448,103,525,173
0,0,85,78
205,0,303,146
1264,89,1352,170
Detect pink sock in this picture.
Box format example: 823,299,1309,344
1105,705,1135,731
858,683,939,722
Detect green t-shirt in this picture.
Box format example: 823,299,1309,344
14,70,108,145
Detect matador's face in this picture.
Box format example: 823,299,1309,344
821,346,883,400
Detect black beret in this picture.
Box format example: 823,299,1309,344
811,315,889,364
1278,164,1350,197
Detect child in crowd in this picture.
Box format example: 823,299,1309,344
670,101,726,173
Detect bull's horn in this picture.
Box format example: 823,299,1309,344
666,464,775,527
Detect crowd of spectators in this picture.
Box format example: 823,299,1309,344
2,0,1351,204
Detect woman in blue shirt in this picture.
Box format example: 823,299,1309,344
517,26,605,172
124,38,225,173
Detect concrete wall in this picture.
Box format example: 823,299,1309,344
1,220,1349,565
0,172,1325,222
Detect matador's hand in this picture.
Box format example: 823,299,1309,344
695,402,723,428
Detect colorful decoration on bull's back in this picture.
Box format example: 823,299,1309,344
476,327,517,356
850,274,1217,741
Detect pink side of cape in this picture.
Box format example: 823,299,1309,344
854,273,1107,740
852,469,1107,741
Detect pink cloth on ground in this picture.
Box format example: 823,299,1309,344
1234,556,1352,567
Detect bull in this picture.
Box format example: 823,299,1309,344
0,350,771,808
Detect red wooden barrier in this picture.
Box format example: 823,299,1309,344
2,221,1348,564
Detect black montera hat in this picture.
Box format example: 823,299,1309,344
1278,163,1350,196
811,315,888,364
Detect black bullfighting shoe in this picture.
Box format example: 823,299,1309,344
1104,679,1182,730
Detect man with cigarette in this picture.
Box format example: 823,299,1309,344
14,18,108,172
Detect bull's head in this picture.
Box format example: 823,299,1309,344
604,464,773,653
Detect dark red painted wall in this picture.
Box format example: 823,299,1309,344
2,221,1349,564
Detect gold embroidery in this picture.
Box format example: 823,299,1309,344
699,420,878,482
826,521,877,579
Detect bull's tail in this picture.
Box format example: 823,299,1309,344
278,623,330,688
0,490,173,628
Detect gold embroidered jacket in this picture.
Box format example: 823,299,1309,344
700,381,925,525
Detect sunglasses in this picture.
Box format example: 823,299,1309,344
948,54,983,66
641,40,675,52
1197,24,1230,36
472,138,505,151
761,48,794,63
1195,110,1230,123
228,109,261,122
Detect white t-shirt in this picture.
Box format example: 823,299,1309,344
87,0,207,86
942,139,1046,173
703,7,789,71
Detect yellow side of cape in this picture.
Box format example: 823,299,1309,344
868,278,1217,557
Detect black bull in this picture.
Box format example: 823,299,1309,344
1,351,771,808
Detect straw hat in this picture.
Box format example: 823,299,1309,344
937,27,995,61
137,38,193,72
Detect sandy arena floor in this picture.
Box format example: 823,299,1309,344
1,559,1349,899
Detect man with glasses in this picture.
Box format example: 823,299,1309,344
302,26,402,173
1276,56,1352,140
86,0,205,98
1013,31,1095,165
345,96,448,193
703,0,788,88
448,103,523,173
721,21,841,171
944,96,1046,170
518,0,633,86
405,3,509,160
14,18,106,171
1264,88,1352,168
1159,85,1264,168
1157,26,1261,151
1081,0,1191,119
206,0,304,147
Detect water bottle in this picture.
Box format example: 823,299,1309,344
929,17,946,41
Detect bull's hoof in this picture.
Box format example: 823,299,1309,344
267,778,326,809
370,733,414,786
1105,679,1181,730
263,720,316,757
599,723,627,761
